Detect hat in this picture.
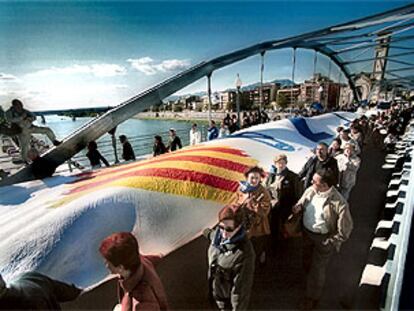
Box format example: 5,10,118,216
169,128,176,132
274,154,287,163
218,204,243,227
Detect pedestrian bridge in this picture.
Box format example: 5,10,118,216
1,4,414,310
1,3,414,186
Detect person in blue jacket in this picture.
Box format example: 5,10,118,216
207,120,219,141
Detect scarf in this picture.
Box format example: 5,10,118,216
213,227,247,252
239,181,259,193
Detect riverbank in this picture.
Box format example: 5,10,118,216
135,110,285,122
135,111,226,123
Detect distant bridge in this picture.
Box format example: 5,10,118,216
33,107,113,116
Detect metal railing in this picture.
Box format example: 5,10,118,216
357,118,414,310
65,126,209,171
384,124,414,310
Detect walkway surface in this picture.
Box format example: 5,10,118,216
63,141,390,310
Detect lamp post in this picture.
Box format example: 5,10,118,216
235,73,242,128
207,73,212,125
318,85,324,97
108,126,119,164
318,85,324,111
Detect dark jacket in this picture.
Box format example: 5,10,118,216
266,168,302,222
229,123,240,133
0,272,81,310
207,126,219,141
298,156,339,189
167,136,182,152
153,142,167,157
86,149,110,168
122,141,136,161
205,227,255,311
31,157,57,179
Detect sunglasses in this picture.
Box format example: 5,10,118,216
219,225,236,233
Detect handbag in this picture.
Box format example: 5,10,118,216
283,211,303,238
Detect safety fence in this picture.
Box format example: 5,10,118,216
0,126,209,174
63,126,208,171
357,119,414,310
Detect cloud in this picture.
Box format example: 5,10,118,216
28,64,127,78
127,57,191,75
127,57,157,75
0,73,19,82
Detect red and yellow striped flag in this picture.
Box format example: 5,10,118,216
50,146,257,208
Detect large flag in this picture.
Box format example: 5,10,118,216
0,112,354,287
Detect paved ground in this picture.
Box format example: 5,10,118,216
64,141,390,310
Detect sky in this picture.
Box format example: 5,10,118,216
0,0,411,111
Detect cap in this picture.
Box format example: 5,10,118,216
273,154,288,163
169,128,176,132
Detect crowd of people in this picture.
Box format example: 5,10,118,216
1,102,411,311
0,100,339,177
0,100,412,310
206,102,413,311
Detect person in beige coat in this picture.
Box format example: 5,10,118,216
234,166,271,264
292,169,353,310
335,142,361,200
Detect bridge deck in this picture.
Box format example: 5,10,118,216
63,141,390,310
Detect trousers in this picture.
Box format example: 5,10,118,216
18,125,56,162
302,229,334,300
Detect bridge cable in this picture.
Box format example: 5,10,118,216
260,51,266,114
291,47,297,107
207,73,213,125
312,50,318,103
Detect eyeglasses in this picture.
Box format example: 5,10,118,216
219,225,236,232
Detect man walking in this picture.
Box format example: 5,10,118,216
298,142,339,189
266,154,301,244
292,169,353,310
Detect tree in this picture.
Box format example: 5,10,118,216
277,93,289,109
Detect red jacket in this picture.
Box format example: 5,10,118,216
118,256,169,311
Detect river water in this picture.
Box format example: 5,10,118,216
36,115,205,167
